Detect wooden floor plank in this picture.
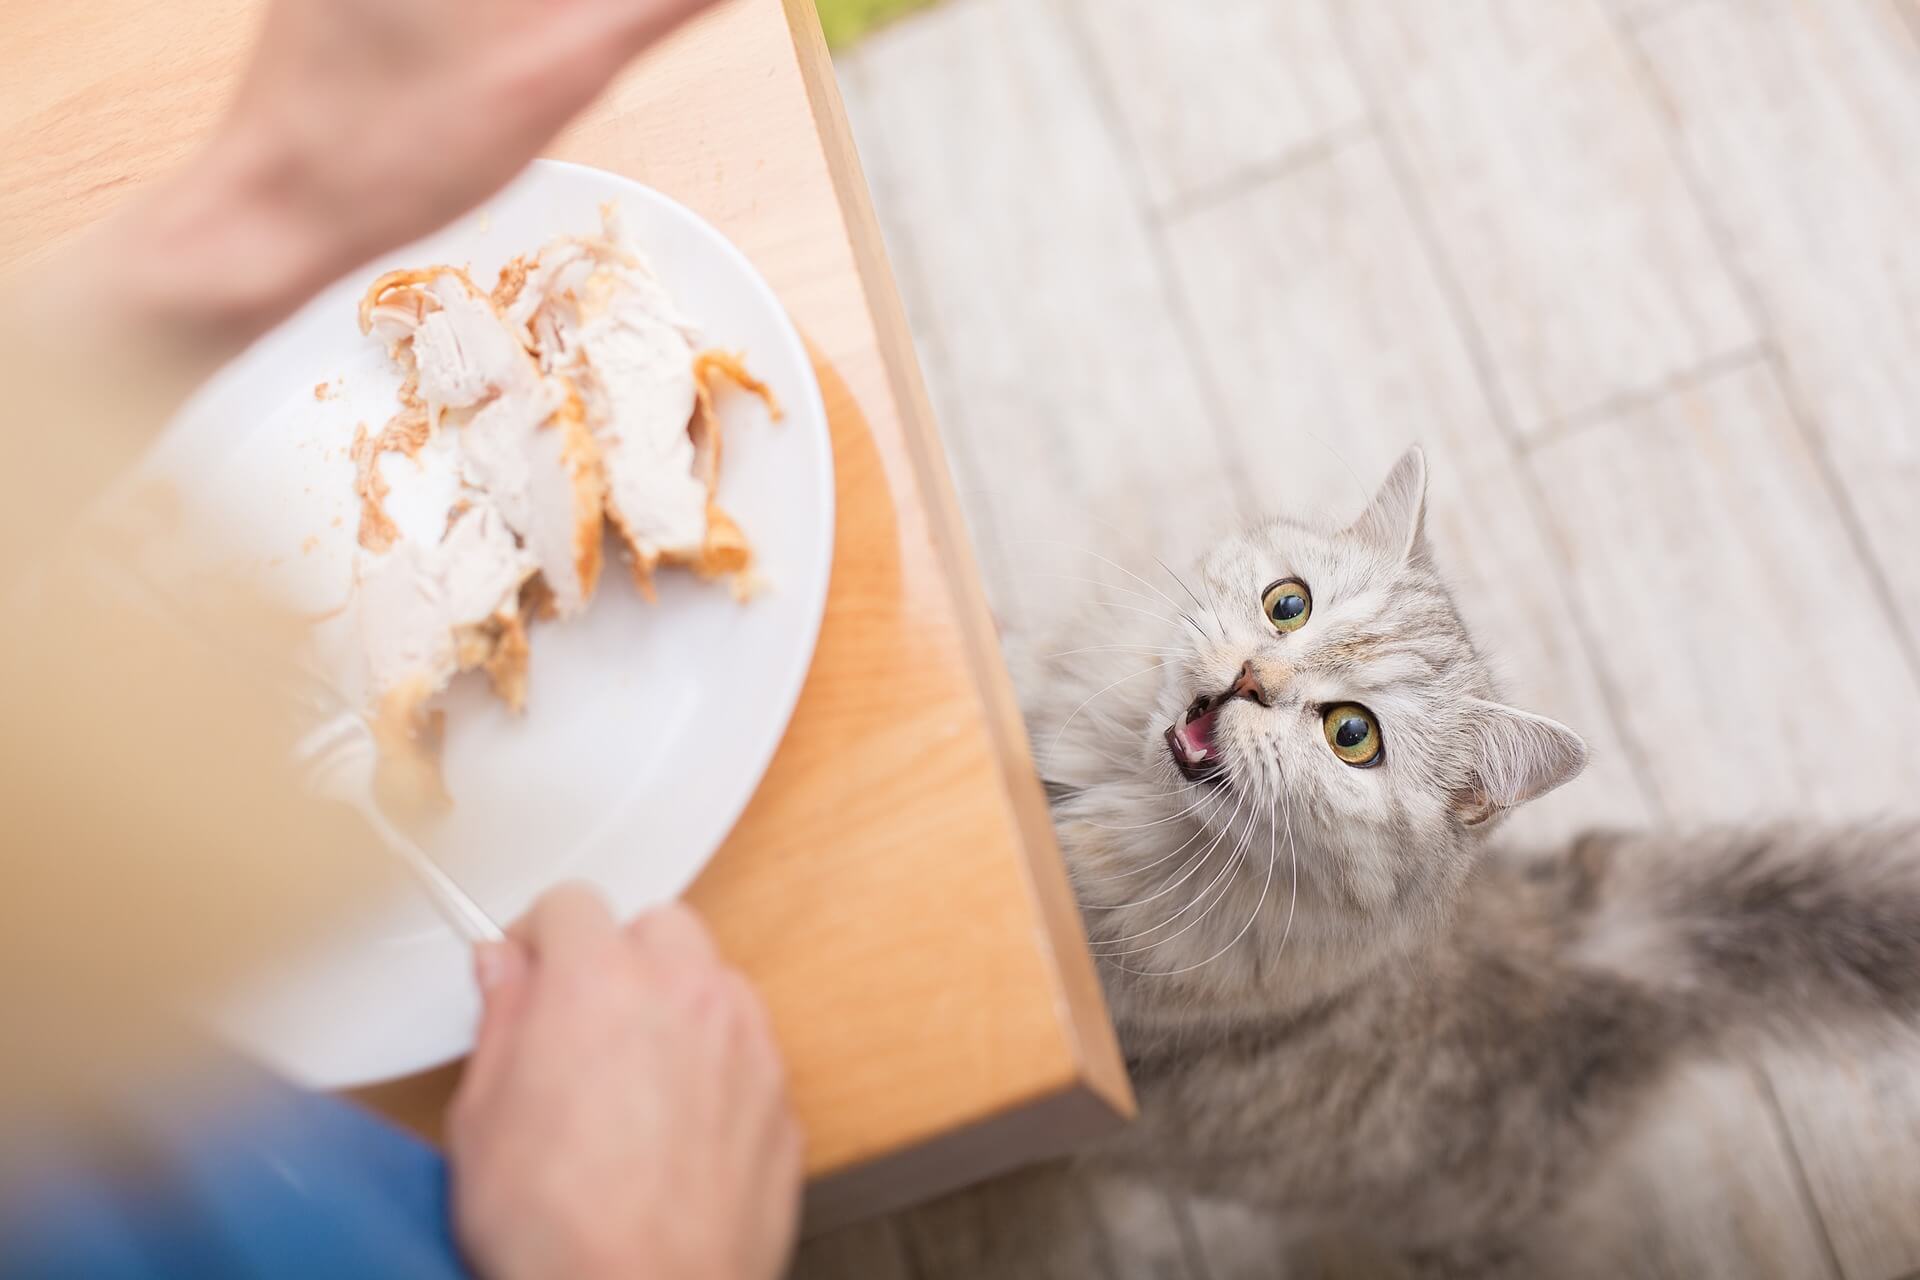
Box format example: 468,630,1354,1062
1159,133,1650,846
1059,0,1364,211
1527,358,1920,822
894,1164,1114,1280
789,1218,916,1280
1632,0,1920,667
842,0,1252,639
833,51,1024,625
1333,0,1754,434
1183,1196,1299,1280
1625,15,1920,1253
1084,1179,1207,1280
828,1,1920,1275
1533,1062,1841,1279
1763,1036,1920,1280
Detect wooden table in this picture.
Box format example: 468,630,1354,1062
0,0,1131,1228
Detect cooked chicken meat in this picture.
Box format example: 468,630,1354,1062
339,212,775,803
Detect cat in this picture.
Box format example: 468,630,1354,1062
998,446,1920,1277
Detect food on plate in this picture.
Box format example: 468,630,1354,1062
342,208,780,802
495,214,777,595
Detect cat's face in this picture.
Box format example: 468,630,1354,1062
1141,449,1586,919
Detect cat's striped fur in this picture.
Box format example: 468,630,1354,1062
999,449,1920,1275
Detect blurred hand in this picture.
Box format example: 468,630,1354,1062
447,886,802,1280
226,0,716,280
63,0,718,361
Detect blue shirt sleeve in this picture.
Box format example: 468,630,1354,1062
2,1068,473,1280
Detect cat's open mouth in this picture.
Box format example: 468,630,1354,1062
1166,694,1228,784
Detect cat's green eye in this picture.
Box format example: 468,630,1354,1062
1322,703,1383,767
1262,578,1311,633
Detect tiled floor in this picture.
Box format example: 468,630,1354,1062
797,0,1920,1274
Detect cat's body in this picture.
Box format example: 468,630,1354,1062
1074,819,1920,1273
998,449,1920,1275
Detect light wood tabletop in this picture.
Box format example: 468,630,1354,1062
0,0,1131,1227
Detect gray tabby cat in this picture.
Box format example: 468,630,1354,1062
1008,447,1920,1276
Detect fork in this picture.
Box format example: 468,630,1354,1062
293,709,507,944
103,557,506,943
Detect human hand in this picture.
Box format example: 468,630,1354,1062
223,0,717,282
66,0,717,360
447,886,802,1280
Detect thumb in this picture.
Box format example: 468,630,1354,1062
475,937,530,997
464,938,532,1095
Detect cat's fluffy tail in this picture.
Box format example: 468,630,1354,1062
1565,824,1920,1038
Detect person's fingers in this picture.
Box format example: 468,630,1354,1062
512,881,620,969
622,900,718,971
461,938,533,1096
475,937,529,994
720,970,785,1083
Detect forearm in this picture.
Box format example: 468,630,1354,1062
1,0,717,557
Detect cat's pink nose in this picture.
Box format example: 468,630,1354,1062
1230,660,1270,707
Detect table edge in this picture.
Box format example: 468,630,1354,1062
777,0,1134,1126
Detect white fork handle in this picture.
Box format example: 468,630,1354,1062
358,802,506,943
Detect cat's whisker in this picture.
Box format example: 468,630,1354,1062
1080,795,1227,831
1082,780,1244,907
1082,744,1244,817
1009,537,1209,641
1121,764,1285,976
1151,553,1208,615
1047,643,1191,660
1074,783,1237,888
1195,568,1232,645
1044,732,1153,773
1143,771,1231,800
1091,787,1257,943
1150,553,1225,643
1092,800,1259,954
1046,743,1215,800
1272,768,1299,964
1045,658,1179,764
1078,596,1207,641
1113,773,1224,806
1110,757,1283,975
1023,572,1188,618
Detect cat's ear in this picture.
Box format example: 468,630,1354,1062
1453,699,1587,825
1349,446,1428,563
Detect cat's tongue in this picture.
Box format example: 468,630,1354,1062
1171,705,1220,765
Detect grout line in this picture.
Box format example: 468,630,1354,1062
1609,4,1920,697
1151,120,1376,228
1523,342,1767,453
1754,1065,1851,1280
1325,3,1668,824
1052,0,1265,523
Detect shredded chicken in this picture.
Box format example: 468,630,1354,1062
349,424,399,553
339,210,778,804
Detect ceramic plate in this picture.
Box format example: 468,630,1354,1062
151,159,834,1088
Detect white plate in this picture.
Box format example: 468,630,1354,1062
149,160,834,1089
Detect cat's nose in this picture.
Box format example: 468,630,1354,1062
1229,660,1271,707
